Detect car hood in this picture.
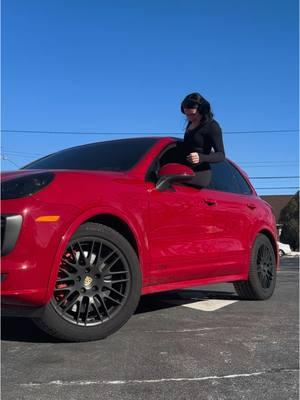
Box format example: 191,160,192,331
1,169,133,208
0,169,127,182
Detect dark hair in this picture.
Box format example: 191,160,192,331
181,92,214,122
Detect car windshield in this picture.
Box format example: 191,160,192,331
22,138,158,171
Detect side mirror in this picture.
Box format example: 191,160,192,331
156,163,195,191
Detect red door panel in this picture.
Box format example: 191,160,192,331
198,188,254,275
146,183,222,285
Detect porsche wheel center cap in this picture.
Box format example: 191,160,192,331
84,276,93,287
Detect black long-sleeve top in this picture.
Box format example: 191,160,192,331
183,119,225,171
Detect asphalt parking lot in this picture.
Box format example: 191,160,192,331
1,256,299,400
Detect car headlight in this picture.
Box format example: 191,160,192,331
1,172,55,199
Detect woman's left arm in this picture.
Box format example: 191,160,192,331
199,121,225,163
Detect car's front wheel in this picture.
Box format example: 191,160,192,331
34,222,141,342
234,234,277,300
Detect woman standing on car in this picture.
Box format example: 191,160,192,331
180,92,225,187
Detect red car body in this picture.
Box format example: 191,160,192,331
1,137,278,340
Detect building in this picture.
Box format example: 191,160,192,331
261,194,293,236
260,195,293,223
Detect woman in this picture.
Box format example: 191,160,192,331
181,92,225,188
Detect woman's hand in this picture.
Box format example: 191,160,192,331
186,152,200,164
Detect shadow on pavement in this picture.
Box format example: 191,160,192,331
135,288,239,314
1,288,238,344
1,317,60,344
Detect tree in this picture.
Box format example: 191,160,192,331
279,191,299,250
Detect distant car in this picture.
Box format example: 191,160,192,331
1,137,278,342
278,242,292,257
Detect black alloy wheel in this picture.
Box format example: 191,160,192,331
34,223,141,341
256,244,275,289
234,234,277,300
52,237,131,326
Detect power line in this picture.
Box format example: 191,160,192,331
239,161,298,165
240,160,298,163
256,187,299,190
250,176,299,179
1,129,299,135
2,150,298,166
1,155,20,168
0,153,298,181
1,153,42,159
242,165,298,168
0,150,44,156
2,149,298,165
1,153,43,160
1,155,298,190
1,150,298,168
1,155,298,181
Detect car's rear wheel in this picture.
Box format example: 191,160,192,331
34,222,141,342
234,234,276,300
279,249,284,257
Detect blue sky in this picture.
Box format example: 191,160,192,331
1,0,299,195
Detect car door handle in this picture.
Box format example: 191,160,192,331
247,203,256,210
203,198,217,206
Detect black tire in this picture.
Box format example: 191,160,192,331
34,222,141,342
279,249,284,257
234,234,277,300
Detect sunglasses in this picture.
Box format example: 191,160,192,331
182,100,199,109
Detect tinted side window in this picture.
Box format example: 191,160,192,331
226,162,253,195
208,161,241,193
146,142,187,182
22,138,158,171
159,144,186,166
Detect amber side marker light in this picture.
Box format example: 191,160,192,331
35,216,60,222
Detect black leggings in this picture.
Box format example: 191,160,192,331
186,169,212,188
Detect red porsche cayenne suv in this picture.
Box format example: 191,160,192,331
1,137,278,341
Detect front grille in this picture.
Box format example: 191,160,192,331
1,215,22,256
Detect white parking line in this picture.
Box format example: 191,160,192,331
21,369,298,387
278,271,299,274
182,299,238,311
162,299,238,311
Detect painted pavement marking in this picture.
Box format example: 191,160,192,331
20,369,298,387
161,298,238,311
181,299,238,311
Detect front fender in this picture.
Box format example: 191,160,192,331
45,205,151,302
